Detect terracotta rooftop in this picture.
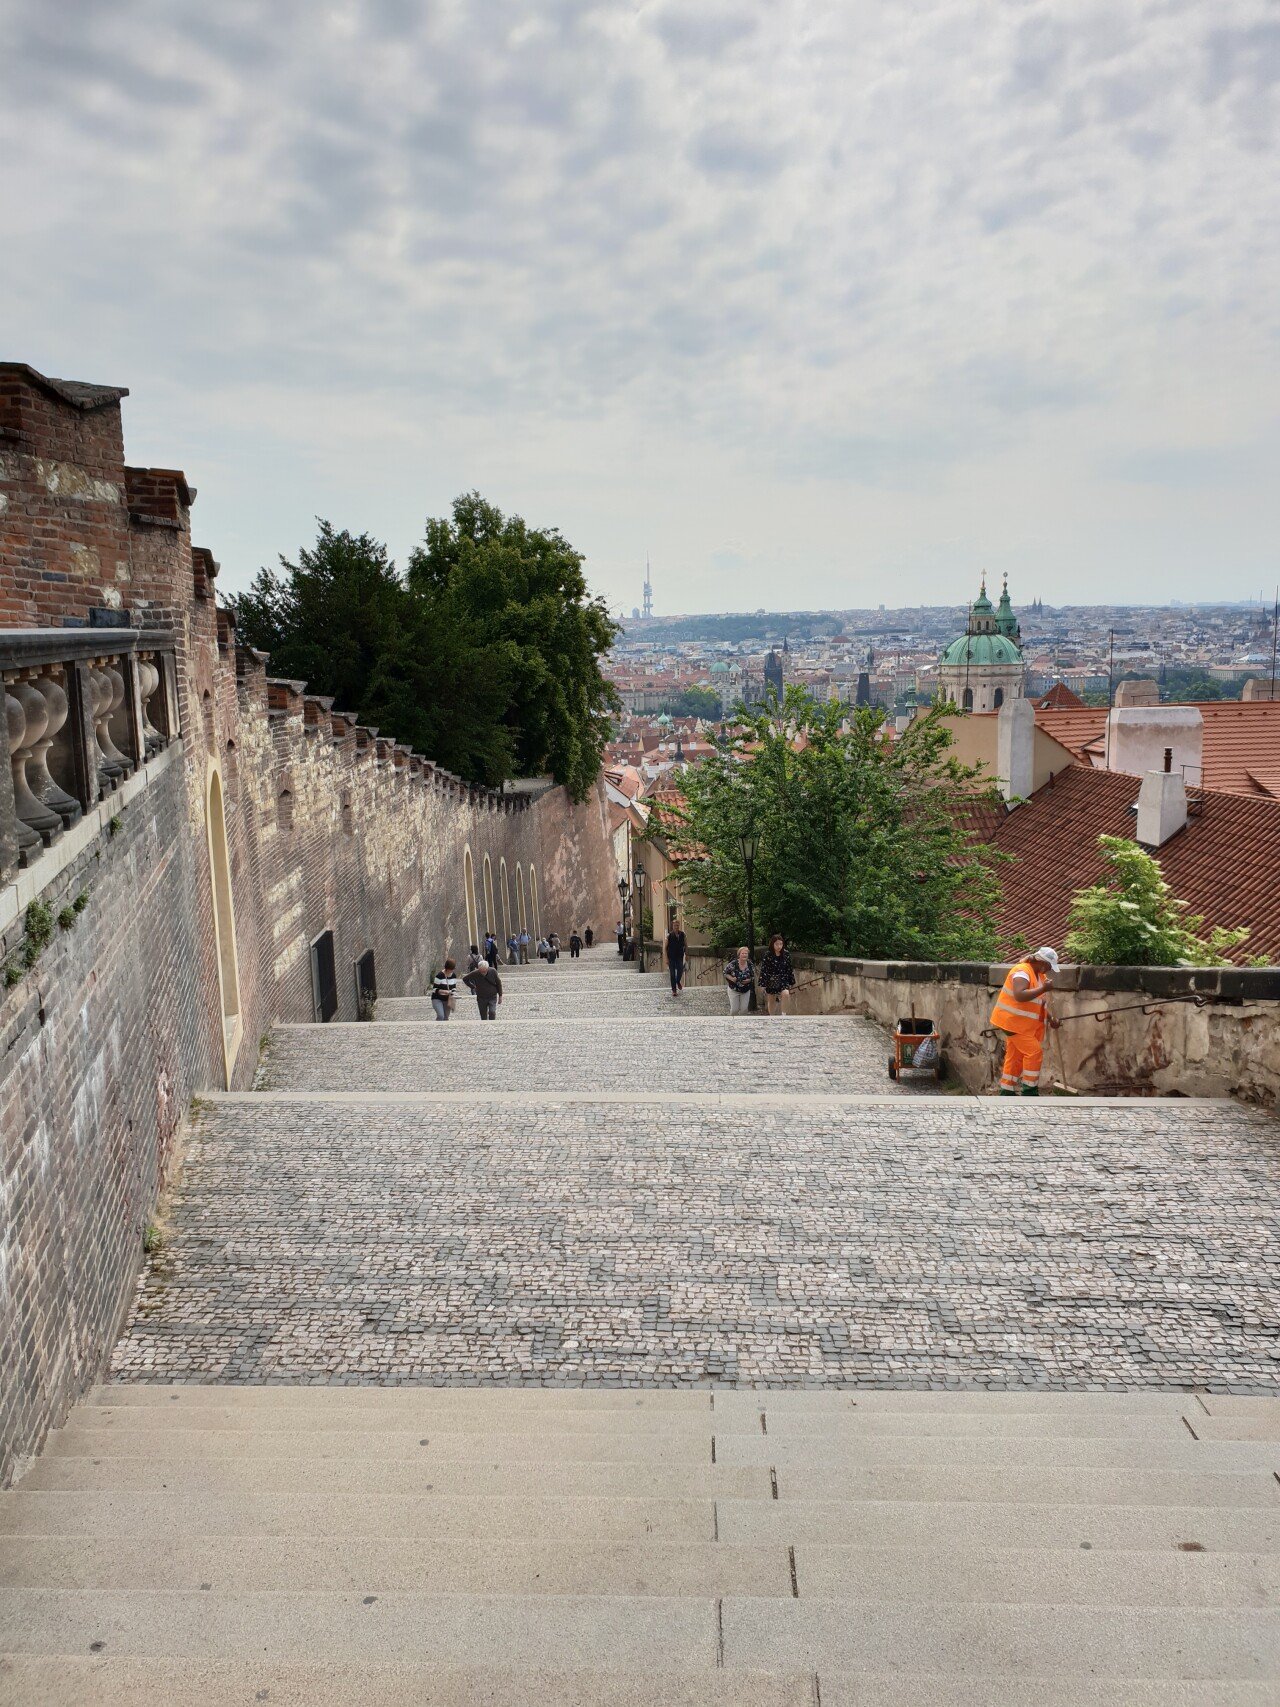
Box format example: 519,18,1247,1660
1033,699,1280,799
984,765,1280,963
1033,682,1086,710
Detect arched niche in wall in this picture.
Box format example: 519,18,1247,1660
463,846,479,949
499,858,511,943
515,863,527,935
530,866,541,941
482,853,495,938
962,687,973,713
205,765,242,1085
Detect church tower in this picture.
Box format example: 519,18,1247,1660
937,575,1026,714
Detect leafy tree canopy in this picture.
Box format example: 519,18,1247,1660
1064,835,1251,966
230,500,618,799
651,687,1007,960
649,686,723,720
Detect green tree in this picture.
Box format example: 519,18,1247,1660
1064,835,1250,966
652,687,722,719
230,500,617,798
408,493,619,799
652,688,1007,959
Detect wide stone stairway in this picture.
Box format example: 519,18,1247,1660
3,945,1277,1701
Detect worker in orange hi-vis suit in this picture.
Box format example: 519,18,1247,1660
990,947,1061,1096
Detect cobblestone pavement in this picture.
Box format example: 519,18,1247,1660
378,986,732,1022
260,1015,916,1094
111,1094,1279,1390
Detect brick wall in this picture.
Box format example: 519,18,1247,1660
0,364,618,1481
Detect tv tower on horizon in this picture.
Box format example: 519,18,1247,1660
642,556,653,620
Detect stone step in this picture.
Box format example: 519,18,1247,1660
5,1659,1273,1707
1,1588,1275,1680
0,1655,818,1707
43,1425,1276,1474
15,1454,1272,1509
377,988,731,1022
0,1535,789,1597
718,1496,1280,1552
2,1532,1273,1608
0,1490,715,1542
17,1456,768,1502
259,1015,906,1094
0,1588,719,1669
721,1597,1280,1682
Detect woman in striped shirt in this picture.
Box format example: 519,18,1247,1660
431,960,458,1021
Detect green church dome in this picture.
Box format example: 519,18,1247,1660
940,631,1023,667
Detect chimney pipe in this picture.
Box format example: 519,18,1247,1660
1136,768,1188,849
1163,747,1172,773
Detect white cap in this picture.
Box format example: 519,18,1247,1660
1034,946,1060,973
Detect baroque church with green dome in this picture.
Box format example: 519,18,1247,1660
936,576,1026,714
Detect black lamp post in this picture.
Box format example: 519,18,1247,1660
633,865,647,973
739,822,758,1012
617,874,630,955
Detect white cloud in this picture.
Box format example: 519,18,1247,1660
2,0,1277,612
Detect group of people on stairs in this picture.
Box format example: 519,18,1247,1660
428,922,598,1021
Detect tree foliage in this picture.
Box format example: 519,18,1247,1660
1064,835,1250,966
230,499,618,799
651,688,1007,959
650,687,723,719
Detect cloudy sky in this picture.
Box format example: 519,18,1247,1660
4,1,1278,614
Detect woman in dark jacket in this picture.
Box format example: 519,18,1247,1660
758,933,796,1016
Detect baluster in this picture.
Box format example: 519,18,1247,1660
138,656,164,756
25,670,82,828
90,664,128,787
5,681,61,848
104,659,135,775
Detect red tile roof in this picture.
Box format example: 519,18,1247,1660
1033,682,1086,709
1033,699,1280,799
985,765,1280,963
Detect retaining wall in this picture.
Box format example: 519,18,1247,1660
671,946,1280,1105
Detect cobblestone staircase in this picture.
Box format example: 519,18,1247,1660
3,946,1277,1701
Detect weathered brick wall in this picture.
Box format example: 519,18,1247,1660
0,365,618,1481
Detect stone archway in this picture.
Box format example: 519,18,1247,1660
463,846,479,949
499,858,511,943
482,853,496,939
205,766,242,1085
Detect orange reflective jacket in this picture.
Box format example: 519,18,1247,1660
990,959,1050,1039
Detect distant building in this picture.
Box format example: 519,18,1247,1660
937,576,1026,713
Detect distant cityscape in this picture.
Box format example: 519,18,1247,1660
608,580,1278,721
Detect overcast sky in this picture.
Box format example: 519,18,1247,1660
4,1,1278,615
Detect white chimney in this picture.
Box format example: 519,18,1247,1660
997,695,1035,802
1106,705,1203,784
1135,766,1188,849
1243,678,1277,702
1113,677,1160,707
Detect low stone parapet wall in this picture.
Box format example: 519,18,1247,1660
665,946,1280,1105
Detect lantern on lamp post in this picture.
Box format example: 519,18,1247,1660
617,874,630,956
633,865,647,972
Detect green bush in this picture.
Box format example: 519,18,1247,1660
1065,836,1250,967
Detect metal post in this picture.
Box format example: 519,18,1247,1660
745,855,757,1013
634,867,646,973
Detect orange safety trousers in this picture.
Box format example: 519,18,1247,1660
997,1030,1043,1094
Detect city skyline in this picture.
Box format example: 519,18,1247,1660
5,1,1278,609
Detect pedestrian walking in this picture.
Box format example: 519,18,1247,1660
584,924,594,947
430,958,458,1021
615,919,624,955
507,932,519,965
483,931,500,969
569,928,583,958
518,928,530,964
664,920,687,996
723,946,755,1015
466,944,481,973
547,932,561,963
463,958,503,1020
990,945,1060,1096
537,935,551,960
759,933,796,1015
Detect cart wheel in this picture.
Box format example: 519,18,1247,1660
888,1059,897,1079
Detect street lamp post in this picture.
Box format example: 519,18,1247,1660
739,822,758,1013
633,865,647,973
617,874,629,956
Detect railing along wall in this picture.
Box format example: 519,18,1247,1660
1,628,178,886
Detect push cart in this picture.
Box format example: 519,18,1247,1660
888,1016,944,1081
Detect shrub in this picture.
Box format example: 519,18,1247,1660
1064,836,1250,967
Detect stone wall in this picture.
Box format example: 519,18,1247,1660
672,946,1280,1105
0,364,618,1482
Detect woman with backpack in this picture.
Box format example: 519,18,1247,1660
723,946,755,1015
430,959,458,1021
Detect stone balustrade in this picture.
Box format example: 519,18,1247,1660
1,627,177,883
